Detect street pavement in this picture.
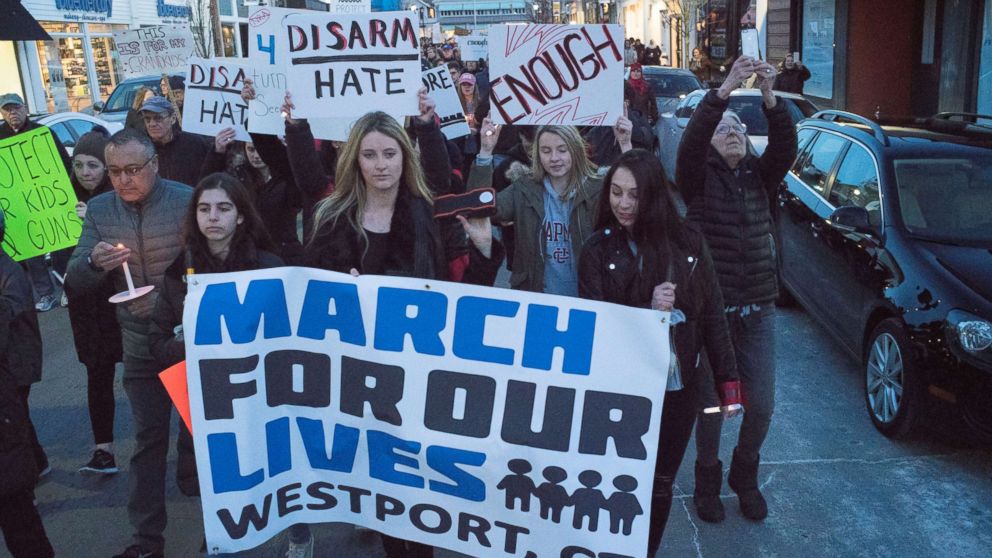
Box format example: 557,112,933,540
4,301,992,558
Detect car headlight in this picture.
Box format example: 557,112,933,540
947,310,992,353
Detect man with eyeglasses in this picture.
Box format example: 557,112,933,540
66,129,192,558
676,56,798,526
138,96,211,188
1,93,73,313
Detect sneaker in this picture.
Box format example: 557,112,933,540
286,535,314,558
79,449,119,475
35,294,57,312
112,545,163,558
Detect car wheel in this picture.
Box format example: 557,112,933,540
864,319,922,439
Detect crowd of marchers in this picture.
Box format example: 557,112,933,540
0,38,797,558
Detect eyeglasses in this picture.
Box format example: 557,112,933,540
715,123,747,136
142,113,172,123
107,156,154,179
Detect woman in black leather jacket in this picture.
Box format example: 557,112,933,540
578,149,740,555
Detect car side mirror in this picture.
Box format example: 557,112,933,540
92,102,104,113
828,206,874,235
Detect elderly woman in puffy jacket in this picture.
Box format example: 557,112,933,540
579,149,741,555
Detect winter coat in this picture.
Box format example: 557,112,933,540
0,252,42,386
0,366,37,496
641,46,662,66
689,56,716,84
66,178,193,374
148,248,283,370
579,225,739,389
676,90,798,307
583,109,653,167
467,162,603,293
124,109,147,134
625,81,660,124
773,65,812,95
66,175,122,369
153,130,212,187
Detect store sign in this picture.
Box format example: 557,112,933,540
157,0,191,22
53,0,113,19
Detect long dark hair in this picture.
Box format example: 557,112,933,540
596,149,691,299
183,173,274,273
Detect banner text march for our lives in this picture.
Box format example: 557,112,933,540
183,267,670,556
0,128,80,262
488,24,624,126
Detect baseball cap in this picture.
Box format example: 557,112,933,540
458,73,476,86
0,93,25,108
441,44,453,50
139,96,174,114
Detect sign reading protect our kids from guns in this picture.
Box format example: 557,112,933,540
0,127,80,262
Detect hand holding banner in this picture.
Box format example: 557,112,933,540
421,66,470,139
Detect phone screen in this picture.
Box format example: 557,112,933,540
741,29,760,59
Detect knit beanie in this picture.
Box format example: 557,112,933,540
73,130,111,164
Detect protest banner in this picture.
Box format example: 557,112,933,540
282,11,422,118
422,66,470,139
182,57,252,141
0,128,80,262
182,267,669,556
113,25,196,79
329,0,371,14
458,33,489,62
488,24,624,126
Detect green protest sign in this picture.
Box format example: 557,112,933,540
0,126,81,262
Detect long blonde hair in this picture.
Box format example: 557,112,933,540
311,112,433,244
131,86,153,111
531,125,598,198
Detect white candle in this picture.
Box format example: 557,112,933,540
117,244,136,295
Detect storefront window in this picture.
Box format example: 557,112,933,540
705,1,729,62
91,37,122,101
802,0,835,100
222,24,237,57
36,38,87,113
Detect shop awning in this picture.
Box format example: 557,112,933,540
0,1,51,41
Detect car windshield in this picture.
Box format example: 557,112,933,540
728,97,815,135
893,154,992,245
103,80,157,113
643,73,701,97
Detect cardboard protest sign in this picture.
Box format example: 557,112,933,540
113,25,196,79
422,66,470,139
183,267,670,555
458,33,489,62
247,6,297,136
282,11,422,118
182,57,252,142
488,24,624,126
0,128,80,262
329,0,371,14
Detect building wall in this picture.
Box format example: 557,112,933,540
844,0,916,117
764,0,791,64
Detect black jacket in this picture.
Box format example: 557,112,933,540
154,130,212,187
773,66,812,95
676,90,797,307
0,252,42,387
583,108,654,167
148,248,284,369
579,225,739,389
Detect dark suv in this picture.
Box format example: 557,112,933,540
778,111,992,440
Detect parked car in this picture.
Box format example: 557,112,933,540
35,112,123,155
624,65,703,116
93,74,182,125
656,88,818,183
778,110,992,440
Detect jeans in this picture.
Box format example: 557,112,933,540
87,362,117,445
647,388,697,557
0,489,54,558
122,372,196,554
695,304,776,465
22,255,54,300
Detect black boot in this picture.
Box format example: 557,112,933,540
693,460,725,523
728,448,767,520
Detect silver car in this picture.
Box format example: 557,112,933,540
655,88,819,183
36,112,123,156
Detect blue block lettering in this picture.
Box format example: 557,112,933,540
521,305,596,375
256,34,276,65
426,445,486,502
367,430,424,489
195,280,291,345
453,296,519,365
373,287,447,356
297,280,366,346
208,432,264,493
298,419,359,473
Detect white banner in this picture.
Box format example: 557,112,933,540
283,11,422,118
329,0,371,14
113,25,196,79
422,66,470,140
247,6,294,136
458,33,489,62
181,57,251,142
184,267,669,556
488,24,624,126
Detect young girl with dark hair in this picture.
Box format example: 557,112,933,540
578,149,741,555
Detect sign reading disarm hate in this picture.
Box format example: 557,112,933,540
183,267,670,556
488,24,624,126
182,57,252,142
282,11,422,118
0,128,80,262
